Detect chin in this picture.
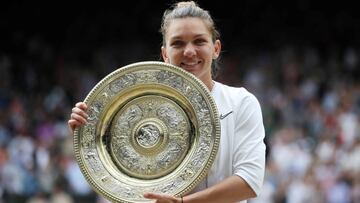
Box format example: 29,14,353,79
183,69,197,75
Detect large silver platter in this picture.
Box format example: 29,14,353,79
74,61,220,203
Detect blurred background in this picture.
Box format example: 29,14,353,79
1,0,359,203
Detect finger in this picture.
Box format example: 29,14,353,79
68,119,81,134
144,193,179,203
70,113,88,124
72,107,88,119
144,193,162,199
68,119,83,127
76,102,88,110
144,193,169,202
68,118,87,131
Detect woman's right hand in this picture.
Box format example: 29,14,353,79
68,102,88,134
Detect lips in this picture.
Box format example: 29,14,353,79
180,61,201,70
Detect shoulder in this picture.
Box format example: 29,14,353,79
213,81,260,106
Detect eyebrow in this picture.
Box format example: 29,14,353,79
169,33,209,41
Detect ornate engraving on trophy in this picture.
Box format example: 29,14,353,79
74,62,220,203
109,74,136,93
84,150,101,172
156,70,175,84
108,95,191,179
96,92,111,109
180,168,194,180
101,175,109,182
87,103,101,125
157,104,183,128
136,124,160,147
82,126,96,148
125,105,143,125
160,181,180,194
136,70,157,83
169,76,184,90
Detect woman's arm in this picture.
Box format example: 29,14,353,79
184,175,256,203
144,176,256,203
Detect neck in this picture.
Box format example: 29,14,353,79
204,80,215,91
197,73,213,91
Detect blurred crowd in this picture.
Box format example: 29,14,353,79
1,26,360,203
236,45,360,203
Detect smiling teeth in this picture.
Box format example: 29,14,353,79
184,62,198,65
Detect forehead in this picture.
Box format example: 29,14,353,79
166,17,211,39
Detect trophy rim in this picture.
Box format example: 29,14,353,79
73,61,220,203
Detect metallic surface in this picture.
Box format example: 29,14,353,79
74,61,220,203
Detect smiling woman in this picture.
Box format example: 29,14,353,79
150,5,266,202
161,17,221,90
1,0,360,203
69,1,266,203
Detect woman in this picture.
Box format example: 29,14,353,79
68,1,266,203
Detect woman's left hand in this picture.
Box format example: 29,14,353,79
143,193,182,203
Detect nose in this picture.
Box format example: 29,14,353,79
183,43,196,57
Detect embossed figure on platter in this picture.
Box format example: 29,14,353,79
136,124,160,147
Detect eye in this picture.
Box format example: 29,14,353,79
194,38,207,45
170,40,184,48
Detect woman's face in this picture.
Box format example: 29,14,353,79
161,17,221,86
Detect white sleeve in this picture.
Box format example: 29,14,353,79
232,93,266,196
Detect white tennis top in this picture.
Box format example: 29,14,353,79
191,81,266,203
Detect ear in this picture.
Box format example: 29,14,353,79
213,40,221,59
161,46,170,63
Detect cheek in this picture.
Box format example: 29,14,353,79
167,50,180,62
202,49,214,61
199,45,212,56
